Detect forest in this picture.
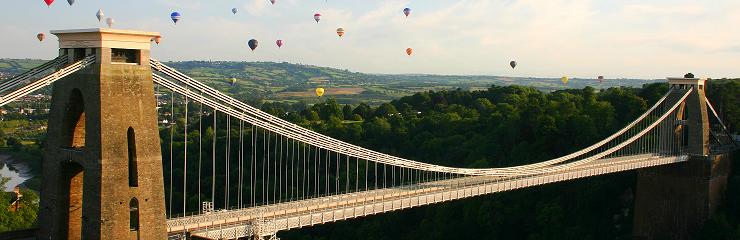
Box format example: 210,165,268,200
156,80,739,239
0,80,737,239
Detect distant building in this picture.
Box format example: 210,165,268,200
19,108,35,114
8,186,23,212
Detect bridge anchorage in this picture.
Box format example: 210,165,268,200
0,28,733,239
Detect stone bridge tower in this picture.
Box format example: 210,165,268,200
633,75,734,240
38,29,167,240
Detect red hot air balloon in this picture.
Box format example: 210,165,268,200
314,13,321,23
406,48,413,56
153,36,162,45
44,0,54,7
276,40,284,48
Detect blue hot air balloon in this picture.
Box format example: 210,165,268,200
171,12,181,24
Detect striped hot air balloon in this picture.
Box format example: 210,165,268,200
171,12,181,24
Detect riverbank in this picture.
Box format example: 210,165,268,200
0,146,44,191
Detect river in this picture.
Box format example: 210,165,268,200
0,154,31,191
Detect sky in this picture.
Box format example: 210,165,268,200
1,0,739,79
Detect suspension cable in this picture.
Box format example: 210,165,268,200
211,110,216,210
168,90,174,217
183,94,188,216
197,96,203,214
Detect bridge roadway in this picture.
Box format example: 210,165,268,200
166,153,688,239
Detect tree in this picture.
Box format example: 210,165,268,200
353,103,373,120
342,105,354,120
6,137,21,151
374,103,398,117
0,177,40,232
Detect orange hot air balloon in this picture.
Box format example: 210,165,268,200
336,28,345,38
406,48,413,56
37,33,45,42
152,36,162,44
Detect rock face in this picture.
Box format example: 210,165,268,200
38,29,166,240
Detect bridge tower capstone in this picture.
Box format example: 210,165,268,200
633,74,732,240
38,29,167,240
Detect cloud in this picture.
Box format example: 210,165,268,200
244,0,269,16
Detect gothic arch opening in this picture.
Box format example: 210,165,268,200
61,162,84,239
130,198,140,240
128,127,138,187
64,89,85,148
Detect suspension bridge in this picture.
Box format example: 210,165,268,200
1,29,736,240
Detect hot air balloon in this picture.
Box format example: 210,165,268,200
597,76,604,83
96,9,104,22
510,61,517,69
403,8,411,17
561,76,570,85
43,0,54,7
171,12,181,24
276,40,284,48
152,36,162,45
248,39,259,51
336,28,345,38
406,48,413,56
270,0,276,4
37,33,45,42
230,77,237,86
106,18,115,28
67,0,74,6
314,13,321,23
315,88,325,97
232,8,238,14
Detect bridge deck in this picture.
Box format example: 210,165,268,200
165,154,688,239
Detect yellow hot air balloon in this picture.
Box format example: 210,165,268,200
561,76,570,85
315,88,325,97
